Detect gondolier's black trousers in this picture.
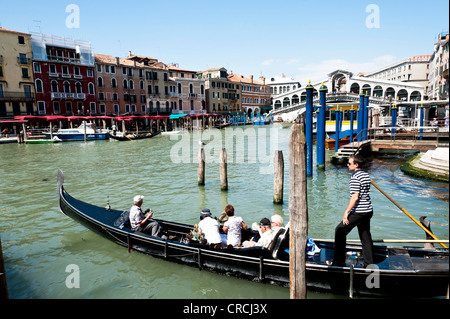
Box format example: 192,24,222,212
333,211,374,267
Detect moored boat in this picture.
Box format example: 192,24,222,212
57,171,449,298
44,122,109,141
25,136,62,144
109,130,161,141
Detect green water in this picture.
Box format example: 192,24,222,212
0,124,448,299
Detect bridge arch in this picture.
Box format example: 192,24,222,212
274,100,282,109
373,85,383,97
397,89,408,101
350,83,360,94
362,84,371,95
410,91,421,101
292,94,300,105
283,97,290,107
385,87,395,99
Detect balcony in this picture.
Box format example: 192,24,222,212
51,92,86,100
0,91,35,100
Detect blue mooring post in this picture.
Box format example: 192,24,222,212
391,104,397,137
305,80,314,176
317,83,327,170
335,105,340,153
350,105,354,143
364,91,370,140
419,103,424,140
358,91,364,141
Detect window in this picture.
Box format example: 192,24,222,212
18,36,25,45
62,65,69,76
22,68,29,78
97,64,102,73
38,101,45,114
24,85,32,98
75,82,82,94
74,67,81,77
51,80,58,93
97,77,103,87
113,104,119,113
100,104,106,113
113,93,118,101
33,62,41,73
53,101,60,114
49,64,57,75
66,102,72,113
19,53,28,64
129,80,134,90
90,102,96,114
35,79,43,93
88,83,95,95
64,81,71,93
87,69,93,77
111,78,117,88
123,79,128,89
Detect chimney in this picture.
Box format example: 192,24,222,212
128,50,132,57
262,77,265,85
116,57,120,65
250,75,253,83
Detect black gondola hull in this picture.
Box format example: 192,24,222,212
59,186,449,297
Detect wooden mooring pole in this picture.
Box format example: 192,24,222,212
220,148,228,191
273,150,284,204
0,235,9,299
289,123,308,299
198,147,205,186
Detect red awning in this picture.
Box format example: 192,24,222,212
0,119,28,124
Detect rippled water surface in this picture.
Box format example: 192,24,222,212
0,124,448,299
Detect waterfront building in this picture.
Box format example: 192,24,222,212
198,67,235,115
361,55,431,91
199,67,271,116
268,74,301,96
427,32,449,101
0,28,35,117
166,64,205,115
228,73,271,116
95,53,152,115
31,33,96,115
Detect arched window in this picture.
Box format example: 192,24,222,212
123,79,128,89
97,77,103,88
111,78,117,88
75,82,82,94
35,79,43,93
64,81,71,93
129,80,134,90
88,83,95,95
51,80,58,93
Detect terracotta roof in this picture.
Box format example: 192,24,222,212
200,67,226,73
0,27,30,36
228,73,264,85
95,53,147,68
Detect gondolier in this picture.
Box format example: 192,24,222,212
328,155,374,267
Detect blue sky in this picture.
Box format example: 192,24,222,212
1,0,448,84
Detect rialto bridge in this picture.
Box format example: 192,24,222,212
272,70,425,122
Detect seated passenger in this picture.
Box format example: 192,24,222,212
222,204,247,247
198,208,222,246
129,195,166,239
271,214,284,231
242,218,277,248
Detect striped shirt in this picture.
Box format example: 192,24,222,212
349,170,373,213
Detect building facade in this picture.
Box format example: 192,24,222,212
31,33,96,115
0,28,35,117
166,64,205,115
428,32,449,100
362,55,431,89
228,74,271,116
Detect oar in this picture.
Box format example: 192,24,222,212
371,180,447,248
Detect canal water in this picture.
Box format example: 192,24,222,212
0,124,448,299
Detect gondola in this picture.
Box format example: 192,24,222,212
57,173,448,297
109,130,161,141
